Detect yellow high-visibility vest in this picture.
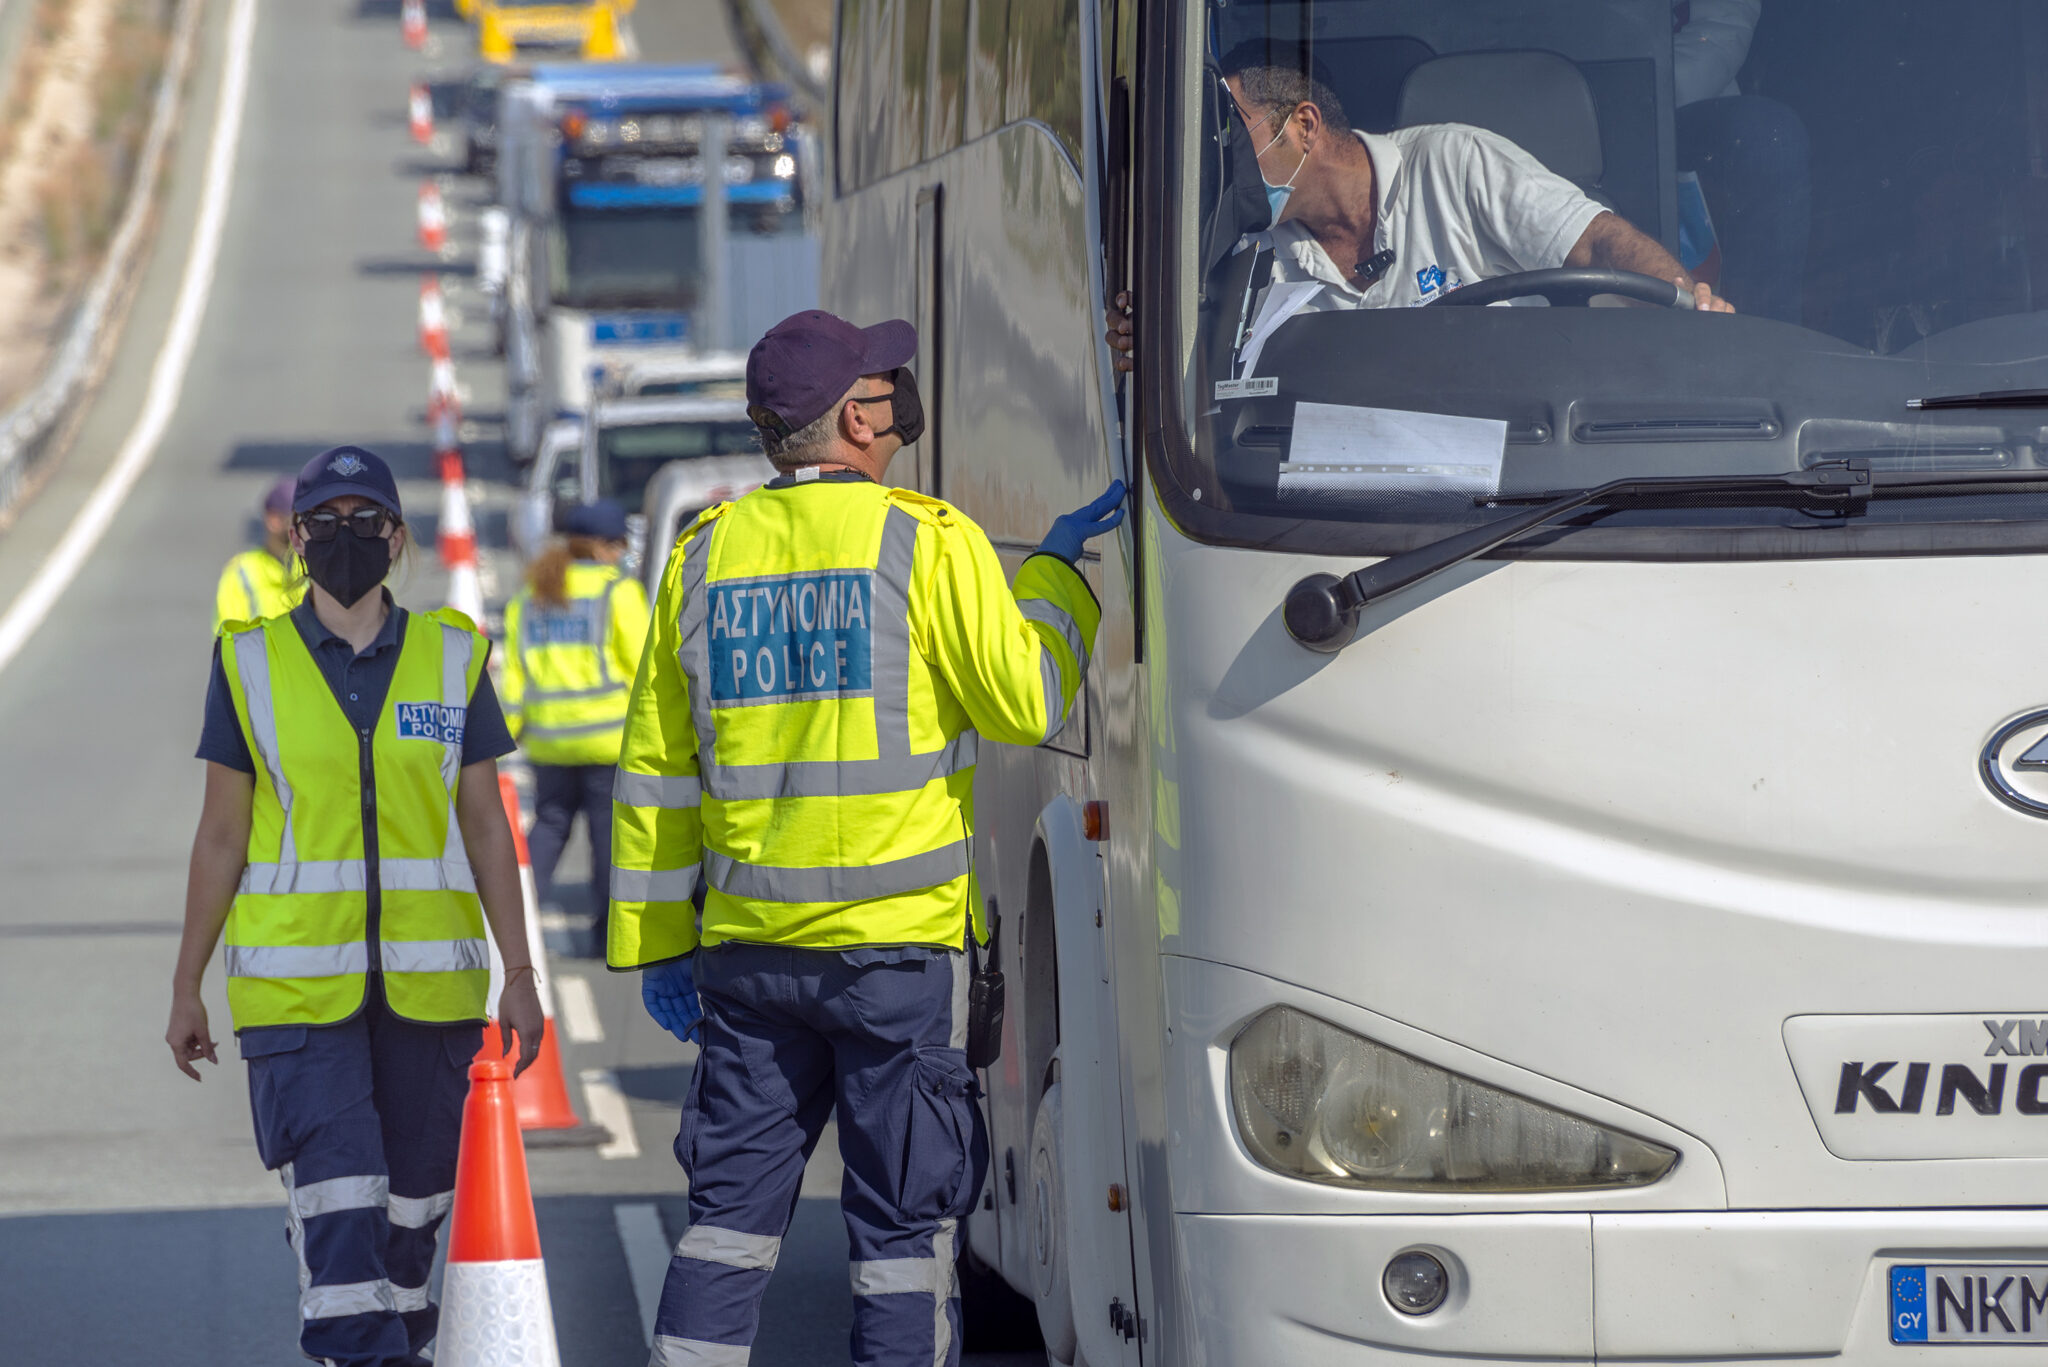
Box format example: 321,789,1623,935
502,561,650,766
218,608,492,1029
608,478,1101,967
214,548,302,630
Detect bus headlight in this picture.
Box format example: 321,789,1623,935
1228,1006,1677,1191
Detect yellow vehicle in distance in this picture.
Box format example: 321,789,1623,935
475,0,630,64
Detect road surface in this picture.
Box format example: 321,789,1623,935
0,3,1039,1364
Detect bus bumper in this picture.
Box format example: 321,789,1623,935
1174,1209,2048,1363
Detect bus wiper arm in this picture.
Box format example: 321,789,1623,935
1282,463,1879,653
1907,388,2048,411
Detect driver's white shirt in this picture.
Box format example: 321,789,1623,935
1266,124,1608,310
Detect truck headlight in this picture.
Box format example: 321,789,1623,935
1229,1006,1677,1191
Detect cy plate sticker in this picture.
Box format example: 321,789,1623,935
1892,1264,2048,1343
707,572,874,705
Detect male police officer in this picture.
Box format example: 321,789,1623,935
214,476,304,628
608,309,1123,1367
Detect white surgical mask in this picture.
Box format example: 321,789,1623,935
1254,115,1308,223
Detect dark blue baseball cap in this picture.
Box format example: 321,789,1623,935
557,497,628,540
745,310,916,439
294,445,402,518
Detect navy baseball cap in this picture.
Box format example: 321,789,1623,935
294,446,402,518
262,475,294,516
557,498,628,540
745,310,916,438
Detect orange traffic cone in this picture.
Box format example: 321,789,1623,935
418,181,448,253
476,773,608,1145
429,357,461,424
409,82,434,144
436,1060,563,1367
418,276,450,359
400,0,426,50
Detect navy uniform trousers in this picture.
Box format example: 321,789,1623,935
242,982,480,1367
652,943,989,1367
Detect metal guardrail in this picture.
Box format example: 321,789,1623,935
0,0,202,524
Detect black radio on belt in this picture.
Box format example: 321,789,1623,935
966,899,1006,1069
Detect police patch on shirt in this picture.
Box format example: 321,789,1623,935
706,571,873,705
396,702,466,744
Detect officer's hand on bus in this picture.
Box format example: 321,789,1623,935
1038,480,1129,563
166,989,218,1081
642,957,702,1043
1104,290,1135,372
496,969,545,1077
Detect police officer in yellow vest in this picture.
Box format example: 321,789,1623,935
609,311,1124,1367
167,447,545,1367
501,497,650,924
213,475,305,628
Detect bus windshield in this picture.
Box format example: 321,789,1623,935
597,420,762,511
1173,0,2048,555
552,208,700,309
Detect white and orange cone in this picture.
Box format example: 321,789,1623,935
409,82,434,144
418,181,448,254
400,0,426,50
428,357,461,425
437,1059,563,1367
418,276,449,360
476,774,608,1143
439,475,485,624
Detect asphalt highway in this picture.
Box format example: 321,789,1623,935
0,4,1038,1364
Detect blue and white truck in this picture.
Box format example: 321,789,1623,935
497,63,819,464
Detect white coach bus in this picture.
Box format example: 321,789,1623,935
823,0,2048,1362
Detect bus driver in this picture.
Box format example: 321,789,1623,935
1106,49,1734,367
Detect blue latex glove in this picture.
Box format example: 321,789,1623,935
1036,480,1127,563
641,957,702,1042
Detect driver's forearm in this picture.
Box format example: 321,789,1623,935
1566,211,1694,287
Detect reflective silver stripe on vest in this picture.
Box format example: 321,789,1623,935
703,841,967,905
868,506,920,762
379,857,479,894
522,715,627,741
674,521,720,775
387,1189,454,1228
673,1225,782,1271
614,770,701,808
226,942,370,979
705,732,978,803
652,1336,752,1367
240,860,367,895
300,1280,397,1320
236,562,259,618
1036,650,1067,744
610,863,701,903
380,939,489,975
1017,597,1089,675
525,679,626,703
234,628,297,868
291,1174,388,1219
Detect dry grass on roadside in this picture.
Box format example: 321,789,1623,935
37,0,170,277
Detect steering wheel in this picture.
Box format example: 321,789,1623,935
1424,267,1696,309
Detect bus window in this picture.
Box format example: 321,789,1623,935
965,0,1008,142
1005,0,1082,165
1165,0,2048,561
899,0,934,171
930,0,969,158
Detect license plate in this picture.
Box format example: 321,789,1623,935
1892,1265,2048,1343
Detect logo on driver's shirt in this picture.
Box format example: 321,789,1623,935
1417,265,1446,296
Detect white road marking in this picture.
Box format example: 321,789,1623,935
581,1067,640,1159
0,0,257,678
613,1202,671,1347
554,972,605,1043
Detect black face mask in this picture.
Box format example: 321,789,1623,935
872,367,926,446
301,533,392,608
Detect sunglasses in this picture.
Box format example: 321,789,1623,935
297,508,397,541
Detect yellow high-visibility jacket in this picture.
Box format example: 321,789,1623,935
501,561,650,767
608,478,1101,966
214,548,302,630
218,608,493,1029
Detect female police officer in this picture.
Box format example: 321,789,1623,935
501,497,649,930
166,446,545,1367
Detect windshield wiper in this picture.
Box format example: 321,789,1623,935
1283,462,2048,652
1907,388,2048,411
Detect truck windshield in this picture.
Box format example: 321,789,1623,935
553,208,699,310
597,420,762,511
1169,0,2048,557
